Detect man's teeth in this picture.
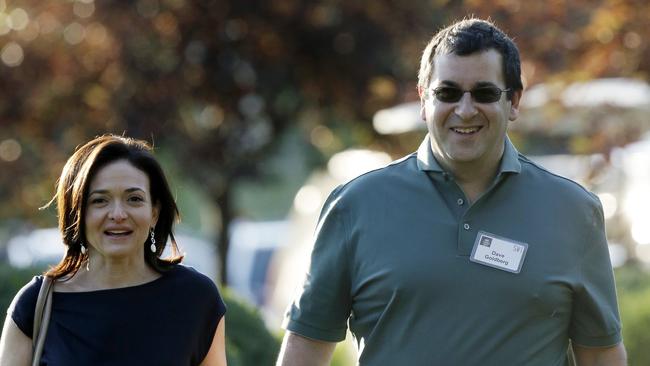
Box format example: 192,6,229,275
452,127,480,134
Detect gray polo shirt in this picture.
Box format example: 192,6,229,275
284,136,622,365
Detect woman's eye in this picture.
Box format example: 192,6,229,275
90,197,106,204
129,196,144,202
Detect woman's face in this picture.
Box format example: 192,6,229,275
84,159,159,261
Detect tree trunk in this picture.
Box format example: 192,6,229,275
216,189,231,285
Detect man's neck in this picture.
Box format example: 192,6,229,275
434,153,503,203
453,162,499,203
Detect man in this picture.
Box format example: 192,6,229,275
277,18,626,365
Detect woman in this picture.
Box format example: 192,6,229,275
0,135,227,366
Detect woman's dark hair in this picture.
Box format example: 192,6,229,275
45,134,183,279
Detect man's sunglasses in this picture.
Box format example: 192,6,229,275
428,85,510,103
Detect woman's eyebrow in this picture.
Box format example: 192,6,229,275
89,187,146,195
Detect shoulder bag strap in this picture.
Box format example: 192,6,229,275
31,276,54,366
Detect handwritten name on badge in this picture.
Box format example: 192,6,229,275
470,231,528,273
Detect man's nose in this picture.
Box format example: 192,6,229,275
454,91,478,120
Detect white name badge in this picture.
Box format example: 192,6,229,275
470,231,528,274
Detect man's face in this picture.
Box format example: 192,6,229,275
420,49,521,174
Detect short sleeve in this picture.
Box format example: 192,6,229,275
283,187,352,342
201,275,227,357
8,276,42,338
174,266,227,363
569,200,622,347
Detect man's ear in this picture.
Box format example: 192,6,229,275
417,85,426,121
508,90,523,121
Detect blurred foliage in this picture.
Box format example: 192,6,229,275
1,1,650,282
616,263,650,366
619,288,650,365
222,287,281,366
0,263,47,327
331,335,358,366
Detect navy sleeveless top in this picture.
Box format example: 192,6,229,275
9,265,226,366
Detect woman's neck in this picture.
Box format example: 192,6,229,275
58,255,160,292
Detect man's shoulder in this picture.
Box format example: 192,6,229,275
332,152,420,199
344,152,418,186
517,154,600,206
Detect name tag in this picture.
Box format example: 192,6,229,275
470,231,528,274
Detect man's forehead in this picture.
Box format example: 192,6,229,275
431,49,505,86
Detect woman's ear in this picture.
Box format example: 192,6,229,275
151,202,160,227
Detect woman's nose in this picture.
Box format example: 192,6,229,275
108,203,127,221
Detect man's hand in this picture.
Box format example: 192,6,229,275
276,331,337,366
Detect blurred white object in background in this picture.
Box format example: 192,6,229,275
372,101,422,135
6,228,219,280
621,134,650,248
227,219,289,307
521,78,650,109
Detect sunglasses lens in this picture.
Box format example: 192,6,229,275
434,87,463,103
432,86,506,103
472,87,502,103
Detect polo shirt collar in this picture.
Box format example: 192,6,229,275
416,134,522,175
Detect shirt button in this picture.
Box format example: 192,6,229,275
463,223,470,230
457,198,464,205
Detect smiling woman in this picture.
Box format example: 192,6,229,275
84,160,161,264
0,135,227,366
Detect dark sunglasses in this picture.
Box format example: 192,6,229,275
429,85,510,103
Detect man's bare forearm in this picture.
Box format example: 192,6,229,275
573,342,626,366
276,331,337,366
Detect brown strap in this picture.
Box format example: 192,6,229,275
31,276,54,366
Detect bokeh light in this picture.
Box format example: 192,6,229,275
154,12,178,37
137,0,160,18
1,42,24,67
83,84,110,110
310,125,335,150
85,22,108,46
73,1,95,18
0,12,11,35
63,22,86,45
238,93,264,117
225,19,247,41
198,105,225,130
0,139,22,162
623,32,641,49
9,8,29,31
